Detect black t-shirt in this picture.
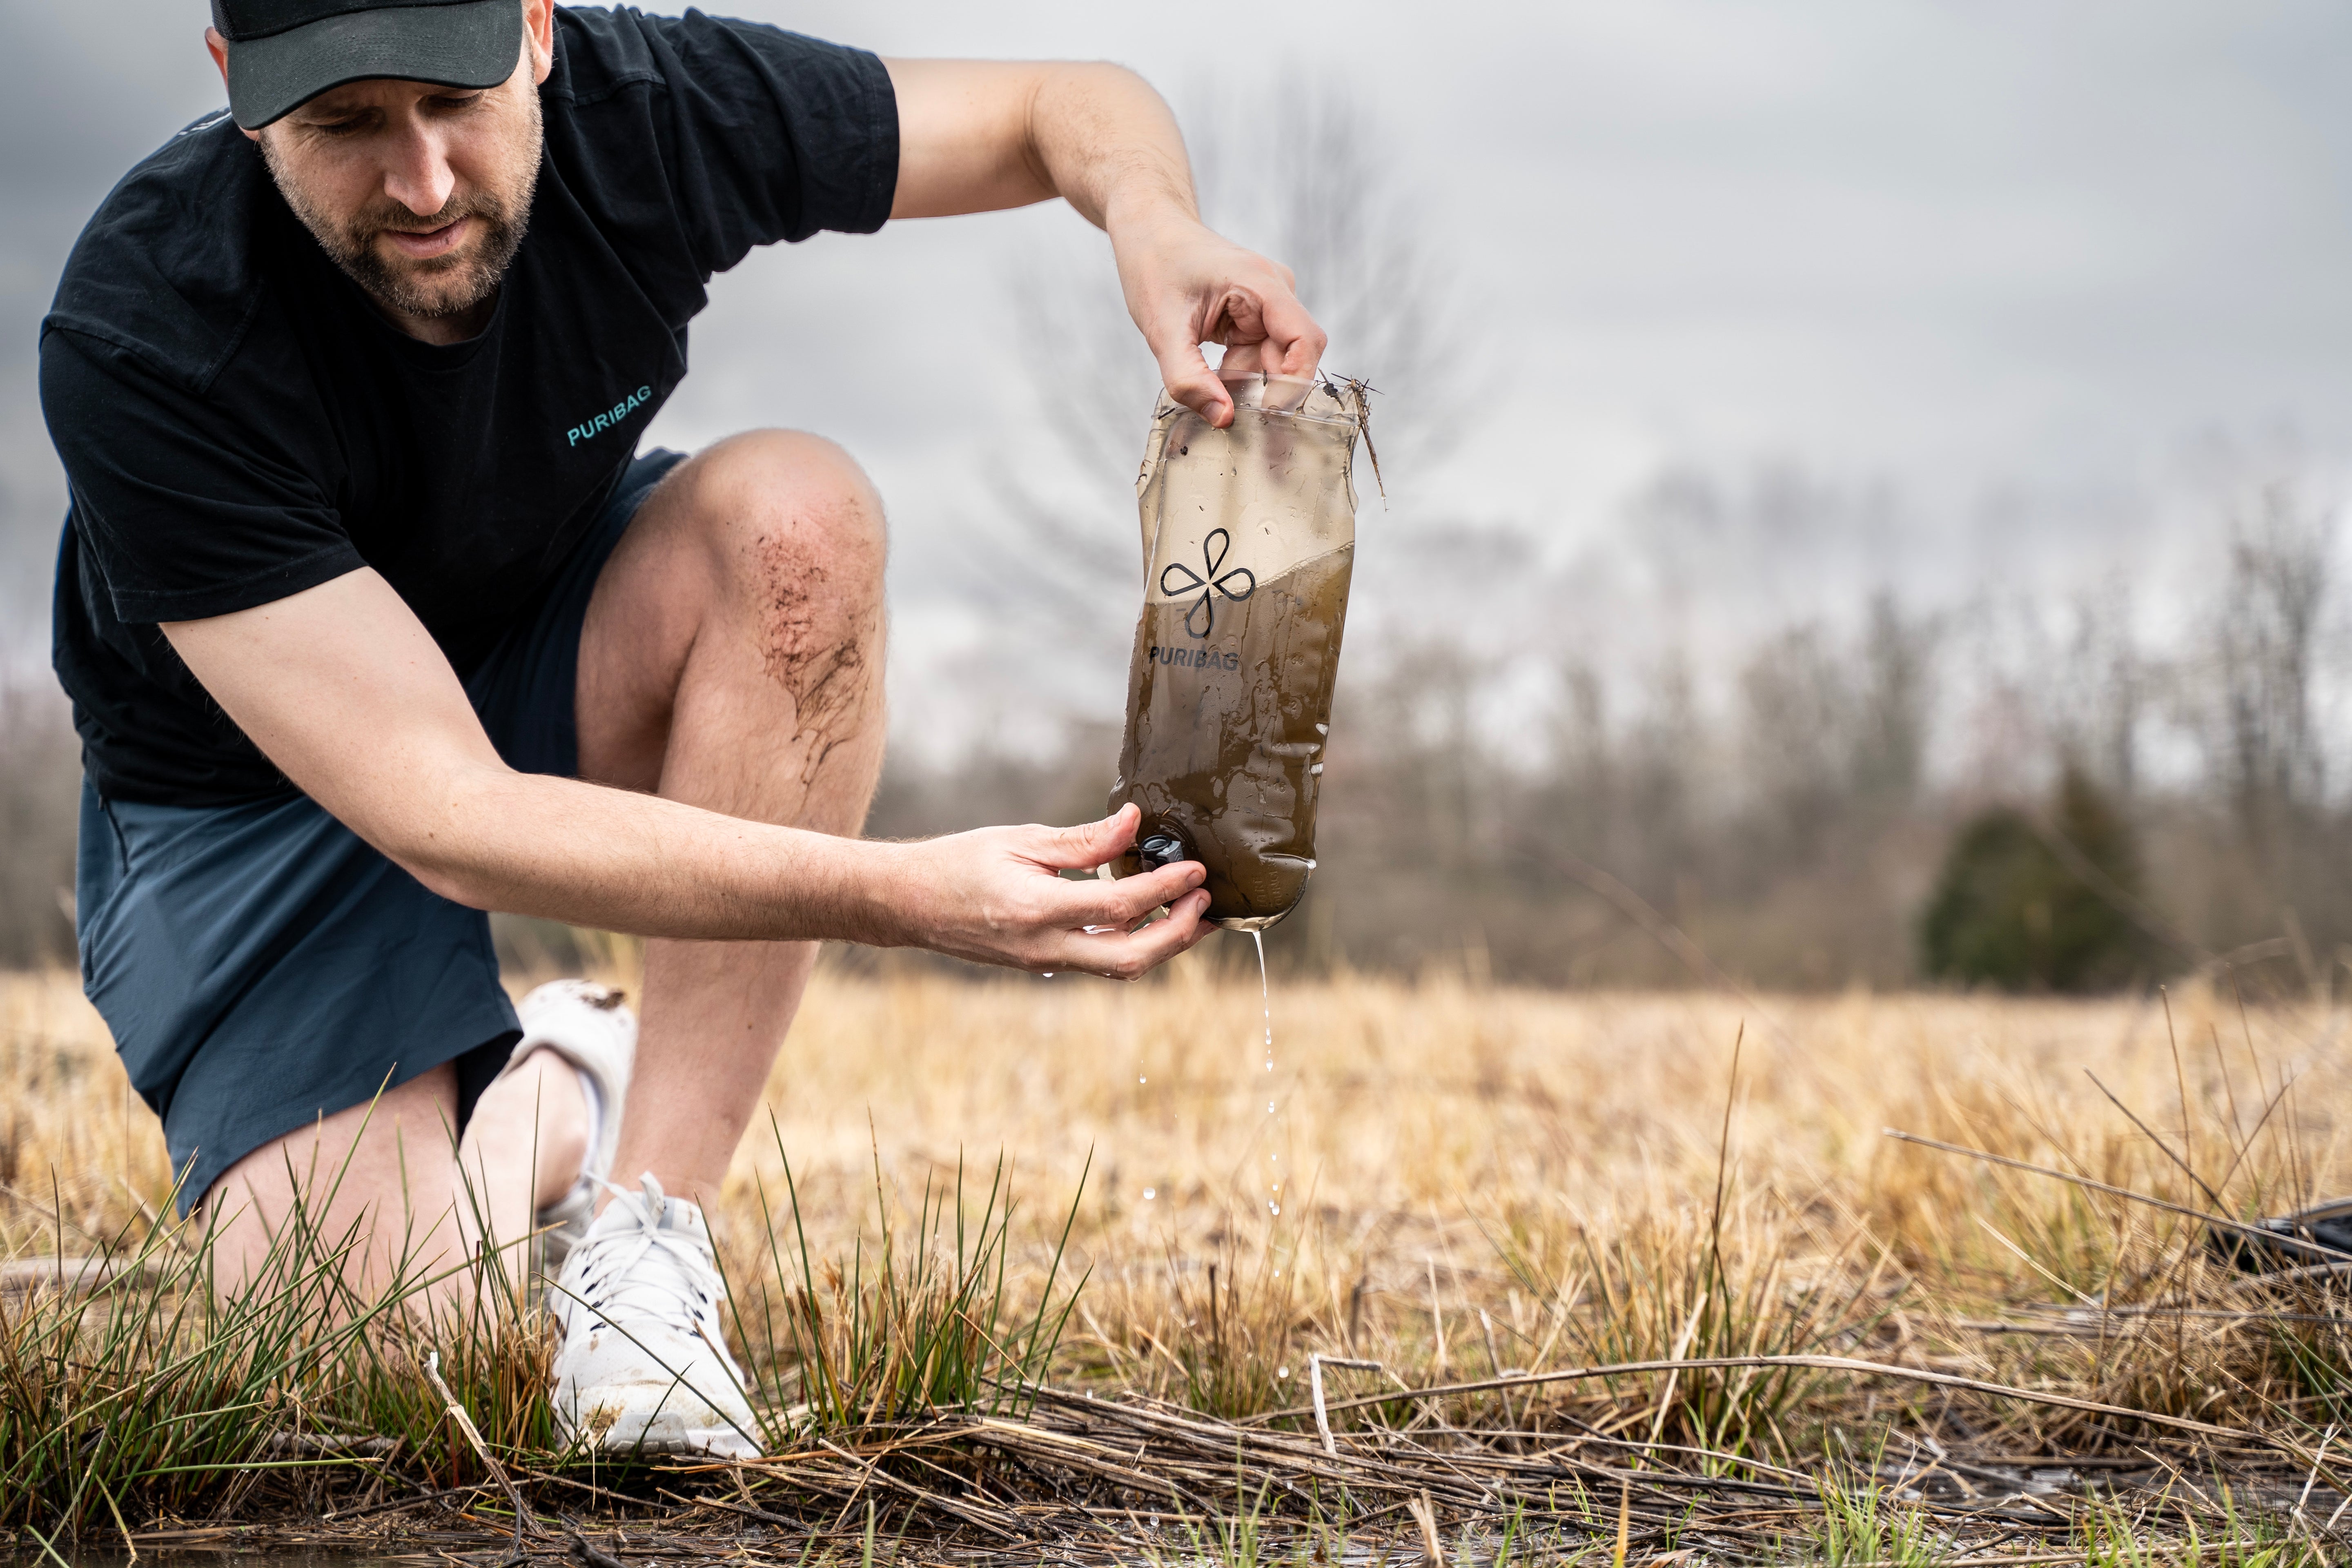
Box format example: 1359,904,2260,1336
43,6,897,806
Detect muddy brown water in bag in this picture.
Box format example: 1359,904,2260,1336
1107,374,1372,929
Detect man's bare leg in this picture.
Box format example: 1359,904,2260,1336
457,1049,589,1263
205,1054,586,1307
203,430,879,1294
575,430,888,1210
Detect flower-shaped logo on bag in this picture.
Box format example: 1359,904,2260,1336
1160,528,1256,639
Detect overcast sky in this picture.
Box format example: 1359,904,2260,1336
5,0,2350,749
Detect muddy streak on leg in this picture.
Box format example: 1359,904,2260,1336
753,526,880,786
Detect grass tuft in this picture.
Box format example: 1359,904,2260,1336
737,1119,1087,1432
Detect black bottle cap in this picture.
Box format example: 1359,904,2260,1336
1138,831,1188,870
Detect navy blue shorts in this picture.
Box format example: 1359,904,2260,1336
77,450,686,1214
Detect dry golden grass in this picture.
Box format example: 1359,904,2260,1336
13,950,2352,1559
722,959,2352,1441
8,949,2347,1451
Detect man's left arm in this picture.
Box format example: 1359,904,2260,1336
882,59,1325,430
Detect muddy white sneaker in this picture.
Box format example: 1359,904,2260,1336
501,980,636,1279
549,1174,761,1458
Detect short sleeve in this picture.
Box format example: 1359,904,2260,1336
554,9,899,283
40,327,362,624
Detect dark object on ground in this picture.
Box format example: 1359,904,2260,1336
569,1532,630,1568
1920,766,2155,991
2207,1196,2352,1273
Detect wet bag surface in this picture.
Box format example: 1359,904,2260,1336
1107,374,1369,929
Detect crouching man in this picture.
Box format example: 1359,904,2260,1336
44,0,1325,1455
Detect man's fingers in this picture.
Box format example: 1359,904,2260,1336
1258,287,1327,381
1207,286,1266,347
1218,339,1268,376
1061,889,1214,978
1149,325,1235,429
1084,859,1203,926
1209,283,1324,388
1034,806,1141,871
1149,273,1323,430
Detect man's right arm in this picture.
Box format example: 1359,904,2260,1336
162,566,1212,978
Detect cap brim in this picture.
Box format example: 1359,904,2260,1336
226,0,523,131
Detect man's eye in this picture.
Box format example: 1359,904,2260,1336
430,93,486,113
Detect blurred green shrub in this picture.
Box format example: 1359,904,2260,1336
1920,768,2156,992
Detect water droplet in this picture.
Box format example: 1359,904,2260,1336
1042,972,1054,980
1267,1101,1276,1114
1269,1202,1281,1215
1143,1188,1156,1200
1278,1365,1291,1378
1138,1076,1148,1084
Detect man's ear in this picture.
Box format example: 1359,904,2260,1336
203,27,263,143
525,0,555,85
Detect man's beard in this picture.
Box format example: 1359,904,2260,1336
262,106,542,322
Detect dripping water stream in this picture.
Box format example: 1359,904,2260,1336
1109,923,1287,1220
1253,929,1280,1216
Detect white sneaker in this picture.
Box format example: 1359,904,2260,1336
549,1174,762,1458
500,980,637,1279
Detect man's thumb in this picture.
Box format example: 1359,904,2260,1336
1040,806,1140,870
1152,337,1235,430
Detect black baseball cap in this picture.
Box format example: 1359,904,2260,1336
209,0,524,131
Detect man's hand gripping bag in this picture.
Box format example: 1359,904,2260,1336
1107,373,1371,929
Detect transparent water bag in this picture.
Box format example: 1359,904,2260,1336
1105,372,1372,930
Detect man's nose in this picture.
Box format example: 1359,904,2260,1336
380,117,457,218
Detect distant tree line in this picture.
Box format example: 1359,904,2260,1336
861,476,2350,997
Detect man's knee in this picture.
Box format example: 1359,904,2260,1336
682,429,886,600
676,429,886,719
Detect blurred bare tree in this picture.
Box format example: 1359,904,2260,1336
2205,482,2332,840
1740,624,1860,864
2045,580,2147,799
1853,593,1938,811
1731,594,1936,874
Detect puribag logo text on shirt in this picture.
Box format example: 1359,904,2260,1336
566,385,654,447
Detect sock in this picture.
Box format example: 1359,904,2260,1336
573,1067,605,1181
522,1048,603,1213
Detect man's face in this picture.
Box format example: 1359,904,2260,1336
213,3,553,326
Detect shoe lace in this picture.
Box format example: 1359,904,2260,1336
569,1174,723,1334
